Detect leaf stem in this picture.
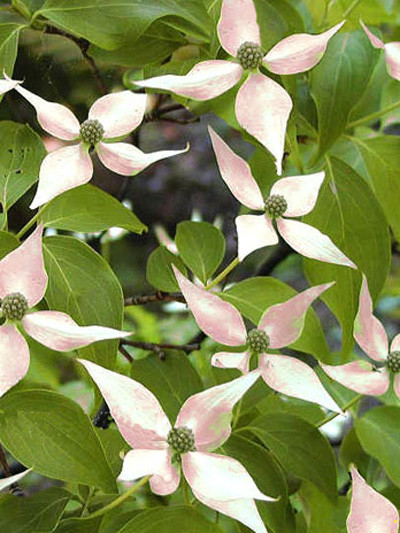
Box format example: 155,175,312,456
347,99,400,129
343,0,362,17
85,476,151,519
316,393,363,428
206,257,239,290
16,205,48,240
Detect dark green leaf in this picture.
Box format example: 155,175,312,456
55,516,102,532
0,230,18,258
0,390,116,492
146,245,187,292
175,221,225,284
298,482,348,533
0,23,24,94
42,185,147,234
43,236,124,368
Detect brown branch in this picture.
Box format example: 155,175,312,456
124,291,185,306
118,344,133,363
0,444,10,477
44,25,107,95
120,339,200,360
145,102,198,124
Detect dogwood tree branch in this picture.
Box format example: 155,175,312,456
120,339,200,356
124,291,185,306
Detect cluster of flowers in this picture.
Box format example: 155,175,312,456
1,0,400,530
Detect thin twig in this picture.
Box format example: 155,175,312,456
119,344,133,363
0,444,10,477
124,291,185,306
120,339,200,355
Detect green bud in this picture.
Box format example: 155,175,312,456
386,351,400,373
247,328,270,354
167,426,196,454
80,119,104,146
1,292,28,321
237,41,264,70
264,194,288,219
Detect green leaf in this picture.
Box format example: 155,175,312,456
223,434,293,533
146,245,187,292
355,406,400,487
298,482,348,533
0,121,46,210
118,506,223,532
246,412,337,500
304,157,390,356
310,30,379,159
0,23,25,95
175,221,225,285
0,390,116,492
221,277,331,362
254,0,304,50
0,487,70,533
42,185,147,234
54,516,102,532
36,0,210,50
43,236,124,368
0,230,18,258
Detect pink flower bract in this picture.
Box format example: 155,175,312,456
362,21,400,81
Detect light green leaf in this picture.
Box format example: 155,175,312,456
0,230,18,258
0,390,116,492
146,245,187,292
355,406,400,487
0,23,25,95
0,121,46,210
221,277,331,362
130,351,203,422
42,184,147,234
175,221,225,285
304,157,390,356
0,487,70,533
43,236,124,368
298,482,348,533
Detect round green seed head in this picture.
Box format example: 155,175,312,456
80,119,104,145
386,351,400,373
237,41,264,70
167,426,196,454
1,292,28,321
247,328,270,354
264,194,288,219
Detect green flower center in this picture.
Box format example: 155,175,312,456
80,119,104,145
386,351,400,373
237,41,264,70
167,426,196,455
264,194,288,219
1,292,28,321
247,328,270,354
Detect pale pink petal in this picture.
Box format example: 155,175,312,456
321,361,389,396
88,91,147,138
22,311,131,351
78,359,171,448
135,60,243,100
347,466,399,533
13,84,80,140
0,326,30,397
183,452,273,502
236,73,292,175
30,144,93,209
208,126,264,210
390,334,400,352
236,214,278,261
176,371,260,451
0,225,47,307
0,76,21,95
211,350,250,374
0,469,31,492
361,21,385,49
270,172,325,217
118,448,179,496
97,142,188,176
264,21,345,75
259,354,340,412
277,218,357,268
258,282,334,349
384,42,400,81
173,266,247,346
354,274,388,361
217,0,261,56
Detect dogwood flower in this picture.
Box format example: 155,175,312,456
209,127,357,267
79,358,273,533
347,466,399,532
362,22,400,81
0,225,131,397
6,76,188,208
135,0,344,174
0,470,31,492
173,266,340,412
322,275,400,398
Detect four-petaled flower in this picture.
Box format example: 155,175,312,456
347,466,399,532
173,266,340,413
79,358,273,533
6,76,188,208
136,0,344,174
362,22,400,81
322,275,400,399
209,127,357,266
0,225,132,397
